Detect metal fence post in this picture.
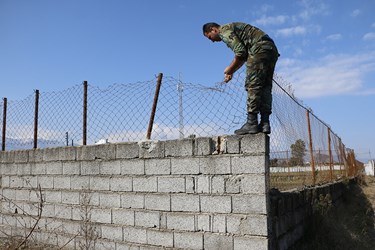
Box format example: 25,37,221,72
2,98,7,151
33,90,40,149
146,73,163,140
306,110,316,185
83,81,88,145
327,127,333,181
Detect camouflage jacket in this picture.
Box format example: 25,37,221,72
219,22,266,58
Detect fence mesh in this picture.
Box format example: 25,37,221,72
1,70,361,190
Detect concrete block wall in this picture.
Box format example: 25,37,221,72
0,134,270,249
269,181,345,249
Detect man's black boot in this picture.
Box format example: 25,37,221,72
259,114,271,134
234,113,259,135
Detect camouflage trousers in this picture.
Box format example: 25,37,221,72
245,39,279,115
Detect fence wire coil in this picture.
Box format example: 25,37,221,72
1,70,361,190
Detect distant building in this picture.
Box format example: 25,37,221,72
364,160,375,176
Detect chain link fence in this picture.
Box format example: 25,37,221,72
1,70,362,190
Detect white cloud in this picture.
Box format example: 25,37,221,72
363,32,375,41
253,15,289,26
351,9,361,17
326,33,342,41
298,0,329,20
276,26,307,37
277,52,375,98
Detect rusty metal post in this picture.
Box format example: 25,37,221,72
33,90,39,149
327,127,333,181
146,73,163,140
306,110,316,185
83,81,88,145
2,98,7,151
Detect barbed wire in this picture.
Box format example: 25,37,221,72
0,70,361,190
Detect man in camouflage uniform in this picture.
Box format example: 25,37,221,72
203,22,279,135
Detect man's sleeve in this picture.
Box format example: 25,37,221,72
220,26,247,59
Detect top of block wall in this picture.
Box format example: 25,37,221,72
0,134,269,163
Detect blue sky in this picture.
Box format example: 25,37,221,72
1,0,374,161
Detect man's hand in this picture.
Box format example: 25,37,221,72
224,73,232,83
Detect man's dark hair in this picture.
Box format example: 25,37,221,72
202,22,220,34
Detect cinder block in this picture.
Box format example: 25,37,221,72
9,176,24,188
91,208,112,224
204,233,234,250
145,194,171,211
94,144,116,160
135,211,160,228
231,155,267,174
145,158,171,175
101,225,123,241
81,161,100,175
53,176,71,189
14,150,28,163
225,175,242,194
121,193,144,209
196,176,210,193
100,160,121,175
99,193,121,208
62,161,80,175
171,158,200,175
241,174,267,194
37,176,53,189
1,176,10,188
225,135,241,154
15,189,30,201
1,163,16,175
61,191,80,205
110,177,132,192
226,215,245,234
89,177,110,191
171,194,199,212
123,226,147,244
133,177,157,192
164,138,194,157
43,148,61,162
54,204,72,220
232,195,267,214
174,232,203,250
212,176,225,194
197,214,211,231
31,162,47,175
158,176,185,193
116,142,139,159
186,177,195,193
212,214,226,233
238,215,268,236
0,151,15,163
195,137,214,156
200,195,232,213
58,147,76,161
112,208,135,226
17,163,32,175
28,149,43,162
70,176,90,190
46,162,63,175
121,159,145,175
233,235,268,250
44,190,62,203
147,229,174,248
199,156,231,174
240,133,269,155
76,145,96,161
166,213,195,231
138,140,165,159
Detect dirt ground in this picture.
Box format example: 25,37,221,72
298,175,375,250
